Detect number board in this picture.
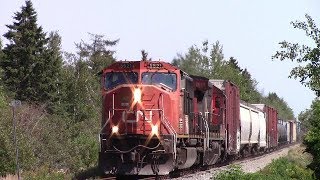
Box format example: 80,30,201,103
147,62,163,69
119,63,133,69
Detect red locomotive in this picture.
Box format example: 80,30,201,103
98,60,295,175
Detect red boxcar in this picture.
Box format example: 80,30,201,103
210,80,240,155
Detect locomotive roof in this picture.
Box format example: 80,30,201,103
102,60,179,72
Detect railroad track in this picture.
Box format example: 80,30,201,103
98,175,164,180
76,143,298,180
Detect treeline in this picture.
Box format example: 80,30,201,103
0,0,294,178
172,41,294,119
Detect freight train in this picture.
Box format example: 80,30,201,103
98,60,299,175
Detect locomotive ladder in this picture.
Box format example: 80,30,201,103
203,112,210,150
159,93,177,161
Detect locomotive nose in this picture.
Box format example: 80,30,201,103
107,85,162,136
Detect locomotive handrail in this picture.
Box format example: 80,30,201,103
160,93,177,161
100,110,112,133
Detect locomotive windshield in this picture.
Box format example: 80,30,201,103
105,72,138,89
141,72,177,91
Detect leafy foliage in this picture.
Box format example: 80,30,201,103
303,100,320,178
60,33,117,122
298,108,312,132
272,14,320,96
0,105,36,176
273,14,320,178
23,165,69,180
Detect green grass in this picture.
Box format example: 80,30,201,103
213,145,315,180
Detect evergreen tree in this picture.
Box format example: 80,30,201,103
45,31,63,112
263,92,294,120
228,57,242,72
141,49,151,61
1,0,61,104
76,33,118,74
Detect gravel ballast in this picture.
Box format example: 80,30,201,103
172,144,300,180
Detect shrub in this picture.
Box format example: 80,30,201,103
23,165,70,180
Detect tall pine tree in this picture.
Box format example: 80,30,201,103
45,31,63,111
2,0,62,105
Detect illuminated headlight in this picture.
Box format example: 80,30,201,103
151,125,158,136
112,126,119,134
133,88,141,103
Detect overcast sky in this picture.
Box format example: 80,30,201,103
1,0,319,117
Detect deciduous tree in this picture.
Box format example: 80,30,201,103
272,14,320,96
61,33,118,122
273,14,319,178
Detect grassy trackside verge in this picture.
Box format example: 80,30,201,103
213,145,315,180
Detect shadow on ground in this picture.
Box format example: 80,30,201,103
73,166,106,180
